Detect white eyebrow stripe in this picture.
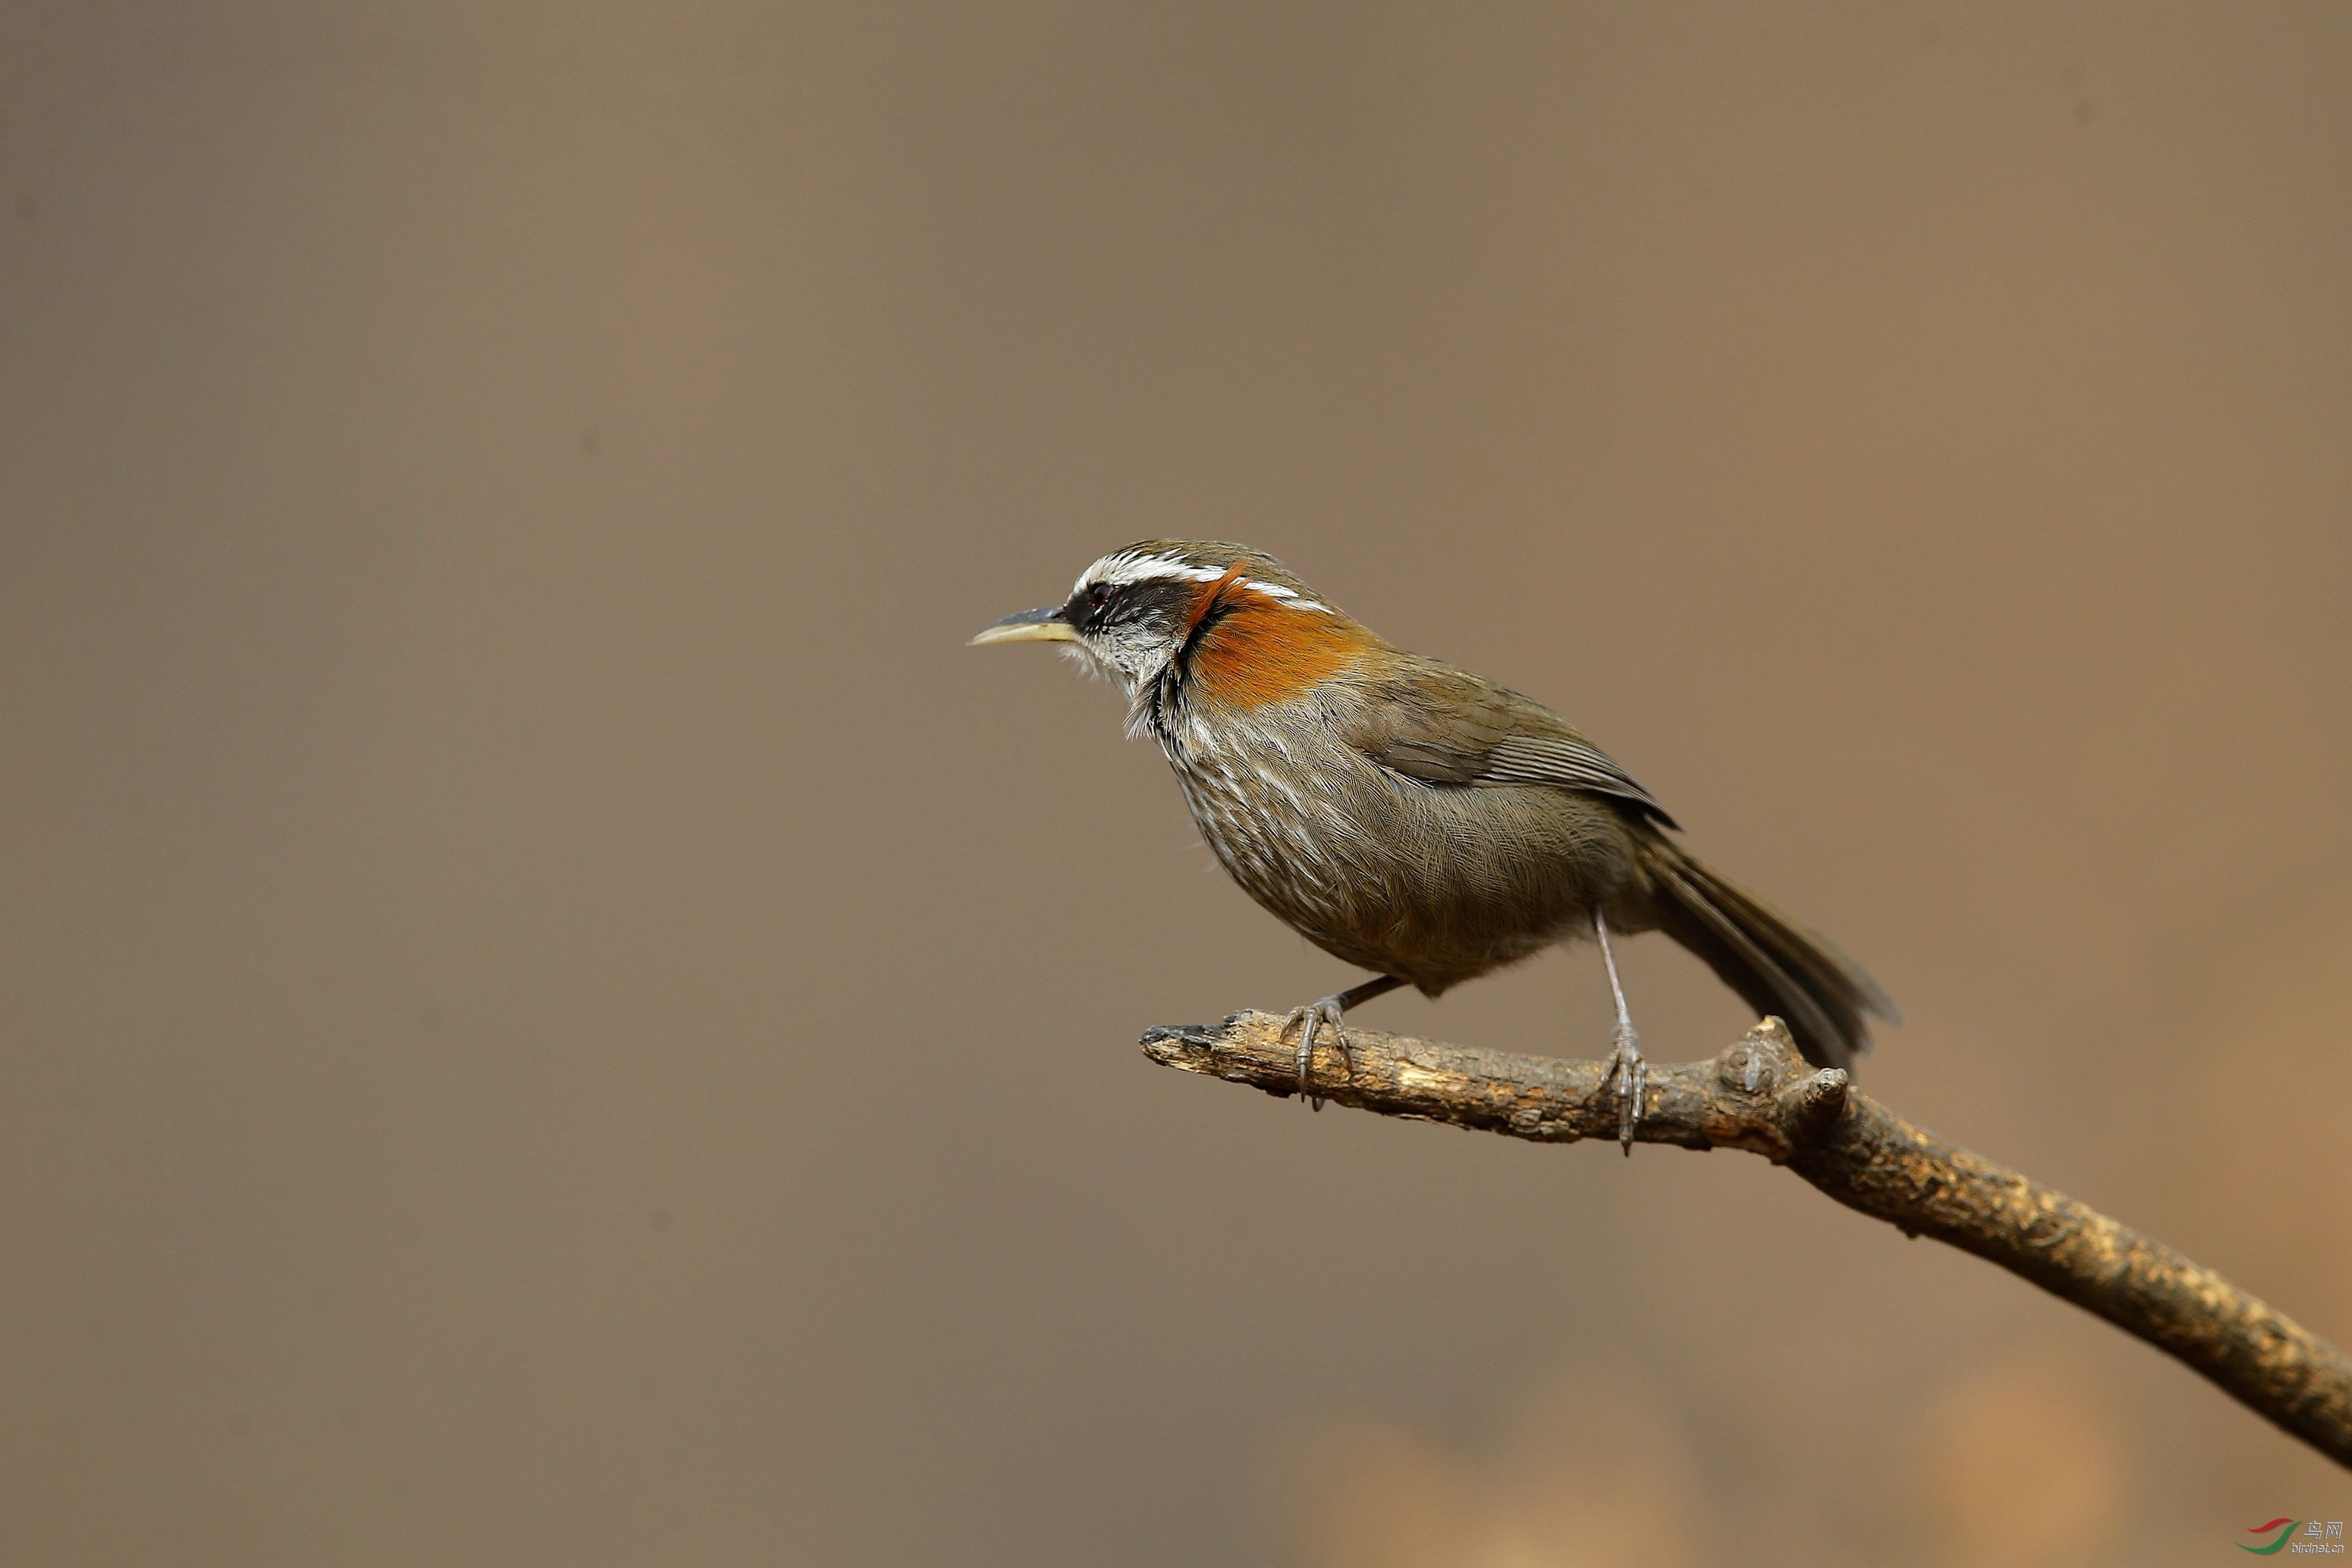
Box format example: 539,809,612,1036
1077,551,1332,611
1241,582,1332,611
1074,552,1221,594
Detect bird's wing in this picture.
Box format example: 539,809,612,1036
1342,658,1678,827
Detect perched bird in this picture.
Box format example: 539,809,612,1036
972,541,1896,1142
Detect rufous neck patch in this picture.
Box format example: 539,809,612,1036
1186,597,1369,710
1181,561,1254,642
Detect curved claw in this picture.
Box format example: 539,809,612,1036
1605,1023,1646,1153
1284,996,1353,1111
1291,1005,1319,1101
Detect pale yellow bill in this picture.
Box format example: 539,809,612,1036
968,611,1076,646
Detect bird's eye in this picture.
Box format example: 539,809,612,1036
1086,581,1115,609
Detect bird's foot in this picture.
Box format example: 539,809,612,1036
1283,994,1357,1111
1602,1022,1646,1153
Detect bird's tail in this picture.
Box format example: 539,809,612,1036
1636,835,1898,1071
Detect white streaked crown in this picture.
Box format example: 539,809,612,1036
1076,548,1331,613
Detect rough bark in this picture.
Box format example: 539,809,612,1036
1140,1010,2352,1469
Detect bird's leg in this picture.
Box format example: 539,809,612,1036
1285,973,1406,1110
1593,907,1646,1153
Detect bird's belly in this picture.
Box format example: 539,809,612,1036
1168,736,1632,993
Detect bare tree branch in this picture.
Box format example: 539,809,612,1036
1141,1011,2352,1469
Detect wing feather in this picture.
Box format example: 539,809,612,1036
1344,658,1678,826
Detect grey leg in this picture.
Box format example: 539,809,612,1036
1593,907,1646,1152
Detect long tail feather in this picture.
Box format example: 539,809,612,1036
1637,836,1898,1071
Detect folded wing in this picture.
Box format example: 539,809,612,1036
1344,657,1678,827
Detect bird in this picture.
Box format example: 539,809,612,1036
971,540,1897,1144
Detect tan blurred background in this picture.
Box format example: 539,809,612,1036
3,3,2348,1563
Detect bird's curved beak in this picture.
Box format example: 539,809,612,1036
968,605,1076,646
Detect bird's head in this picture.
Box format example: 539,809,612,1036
970,541,1372,713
